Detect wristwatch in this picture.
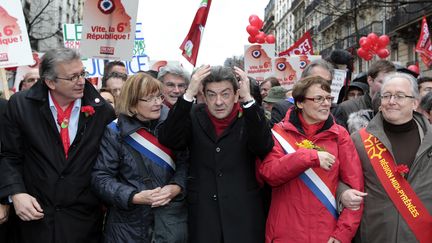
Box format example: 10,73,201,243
242,99,255,108
0,196,12,205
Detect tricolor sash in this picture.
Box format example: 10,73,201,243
359,128,432,242
272,125,338,219
109,120,176,173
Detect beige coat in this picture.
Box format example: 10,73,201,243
351,112,432,243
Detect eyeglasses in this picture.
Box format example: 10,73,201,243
423,87,432,93
56,71,89,82
304,96,334,104
139,94,165,103
164,82,187,90
380,93,415,102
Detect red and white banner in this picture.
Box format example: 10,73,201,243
415,16,432,68
279,31,314,57
179,0,212,66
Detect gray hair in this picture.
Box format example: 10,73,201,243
40,48,81,81
381,72,419,99
157,65,190,85
301,59,335,81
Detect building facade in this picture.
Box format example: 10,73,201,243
270,0,432,75
21,0,84,52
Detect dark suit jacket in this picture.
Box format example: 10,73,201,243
0,81,115,243
158,97,273,243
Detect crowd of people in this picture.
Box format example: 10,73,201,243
0,47,431,243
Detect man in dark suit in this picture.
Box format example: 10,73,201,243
0,48,115,243
158,66,273,243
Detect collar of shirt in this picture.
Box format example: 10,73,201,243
48,92,82,144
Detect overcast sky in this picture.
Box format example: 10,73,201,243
138,0,268,71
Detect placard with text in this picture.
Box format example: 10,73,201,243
80,0,139,60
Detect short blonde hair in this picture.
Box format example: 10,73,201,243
116,73,163,116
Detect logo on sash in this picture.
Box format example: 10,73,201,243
272,125,338,219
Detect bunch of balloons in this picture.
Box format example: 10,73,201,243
357,33,390,61
246,14,275,44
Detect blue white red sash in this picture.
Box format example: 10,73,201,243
109,120,176,173
271,125,338,219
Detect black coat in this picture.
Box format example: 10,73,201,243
159,98,274,243
0,80,115,243
91,109,188,243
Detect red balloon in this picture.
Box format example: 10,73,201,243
265,34,275,44
357,48,368,59
250,16,263,29
367,33,379,43
248,35,257,44
376,48,390,59
255,32,266,43
246,25,259,36
378,35,390,48
249,14,259,24
407,65,420,74
360,37,371,49
364,53,373,61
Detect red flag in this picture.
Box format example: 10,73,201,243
179,0,212,66
415,16,432,67
279,31,314,56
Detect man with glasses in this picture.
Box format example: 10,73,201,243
0,48,115,243
157,65,190,108
158,65,273,243
349,72,432,242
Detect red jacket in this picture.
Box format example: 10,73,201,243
259,109,364,243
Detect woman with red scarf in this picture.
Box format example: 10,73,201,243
259,76,364,243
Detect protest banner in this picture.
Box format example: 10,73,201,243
273,55,321,89
279,31,314,56
0,1,34,98
331,69,347,99
415,16,432,68
63,22,149,80
244,44,275,82
80,0,139,61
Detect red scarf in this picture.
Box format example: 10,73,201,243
207,103,241,137
298,111,325,138
51,95,75,159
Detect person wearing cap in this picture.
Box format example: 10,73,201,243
19,69,40,91
263,86,287,120
343,82,369,101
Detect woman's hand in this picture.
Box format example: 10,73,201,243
341,189,367,210
327,237,341,243
318,151,336,171
0,204,10,224
132,187,162,205
151,184,182,208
